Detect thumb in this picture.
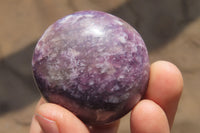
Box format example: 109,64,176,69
31,98,89,133
35,113,59,133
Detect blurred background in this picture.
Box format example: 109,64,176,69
0,0,200,132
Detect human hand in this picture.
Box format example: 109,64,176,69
30,61,183,133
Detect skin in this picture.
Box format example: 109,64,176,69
30,61,183,133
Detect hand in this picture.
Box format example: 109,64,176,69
30,61,183,133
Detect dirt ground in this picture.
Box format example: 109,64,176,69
0,0,200,133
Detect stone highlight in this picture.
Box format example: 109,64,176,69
32,10,149,124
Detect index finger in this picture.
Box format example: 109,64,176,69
145,61,183,127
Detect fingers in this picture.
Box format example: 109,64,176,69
130,61,183,133
30,98,46,133
145,61,183,127
30,83,121,132
30,98,89,133
30,112,42,133
131,100,170,133
30,98,120,133
30,60,183,133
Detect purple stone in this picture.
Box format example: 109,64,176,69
32,11,149,125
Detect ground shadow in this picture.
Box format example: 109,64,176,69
0,41,40,115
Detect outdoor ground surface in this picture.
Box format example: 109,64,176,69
0,0,200,133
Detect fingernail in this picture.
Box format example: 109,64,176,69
35,113,59,133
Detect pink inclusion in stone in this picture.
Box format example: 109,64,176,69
32,10,149,125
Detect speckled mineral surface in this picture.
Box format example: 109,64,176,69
32,10,149,124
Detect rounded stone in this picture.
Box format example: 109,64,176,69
32,10,149,125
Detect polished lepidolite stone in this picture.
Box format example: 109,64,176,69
32,11,149,125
